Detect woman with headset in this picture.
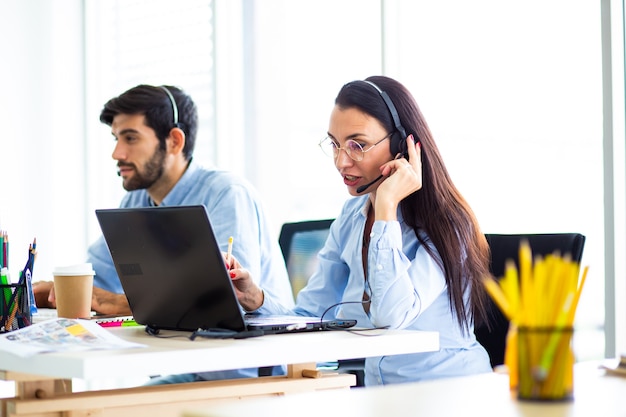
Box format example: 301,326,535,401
229,75,492,385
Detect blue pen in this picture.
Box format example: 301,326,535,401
25,240,37,316
25,268,36,316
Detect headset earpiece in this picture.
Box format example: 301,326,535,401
355,80,417,194
362,80,412,157
389,131,406,157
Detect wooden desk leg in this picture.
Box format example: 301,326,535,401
1,375,72,417
0,372,73,399
286,362,317,379
16,379,72,399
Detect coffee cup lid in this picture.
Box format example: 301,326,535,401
52,263,96,276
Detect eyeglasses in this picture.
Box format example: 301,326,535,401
319,133,392,162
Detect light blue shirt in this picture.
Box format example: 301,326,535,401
87,160,294,380
88,161,294,310
258,195,491,386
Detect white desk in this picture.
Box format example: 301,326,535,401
183,361,623,417
0,327,439,416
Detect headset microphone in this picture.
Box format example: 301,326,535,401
355,152,404,194
356,174,383,194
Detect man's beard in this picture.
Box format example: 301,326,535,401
120,148,166,191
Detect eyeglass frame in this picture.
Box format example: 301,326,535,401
319,132,393,162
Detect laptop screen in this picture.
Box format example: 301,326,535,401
95,206,248,332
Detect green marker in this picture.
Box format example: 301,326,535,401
1,268,11,308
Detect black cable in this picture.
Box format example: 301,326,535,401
320,300,390,333
190,328,264,340
144,326,265,340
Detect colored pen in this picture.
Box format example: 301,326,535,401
0,268,10,311
25,238,37,316
0,231,4,268
2,231,7,269
98,320,139,328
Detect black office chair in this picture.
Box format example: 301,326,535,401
475,233,586,368
278,219,335,298
277,219,366,387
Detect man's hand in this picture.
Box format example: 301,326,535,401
91,287,132,316
33,281,130,316
33,280,56,308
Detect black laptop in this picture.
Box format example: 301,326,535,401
94,205,356,335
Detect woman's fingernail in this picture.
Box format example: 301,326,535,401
229,271,236,278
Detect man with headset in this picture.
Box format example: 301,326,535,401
34,84,294,382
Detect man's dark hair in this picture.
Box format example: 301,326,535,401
99,84,198,160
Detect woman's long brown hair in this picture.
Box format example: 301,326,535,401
335,76,491,334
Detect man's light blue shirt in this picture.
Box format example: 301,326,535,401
87,160,294,380
257,195,492,385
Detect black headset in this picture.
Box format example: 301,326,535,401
159,86,180,128
362,80,412,157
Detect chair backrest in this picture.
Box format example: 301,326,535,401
475,233,586,368
278,218,366,386
278,219,334,298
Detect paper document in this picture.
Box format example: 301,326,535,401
0,318,146,357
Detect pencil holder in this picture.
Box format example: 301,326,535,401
0,283,32,332
517,326,574,401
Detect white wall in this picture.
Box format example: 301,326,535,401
0,0,87,281
383,0,607,359
243,0,384,227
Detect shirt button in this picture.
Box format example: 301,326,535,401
376,264,383,270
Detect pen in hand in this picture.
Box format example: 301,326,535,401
226,236,234,268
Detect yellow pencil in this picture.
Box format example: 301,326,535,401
226,236,234,266
501,260,520,320
566,265,589,325
483,276,514,320
519,240,533,326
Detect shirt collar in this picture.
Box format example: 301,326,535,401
158,159,199,207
